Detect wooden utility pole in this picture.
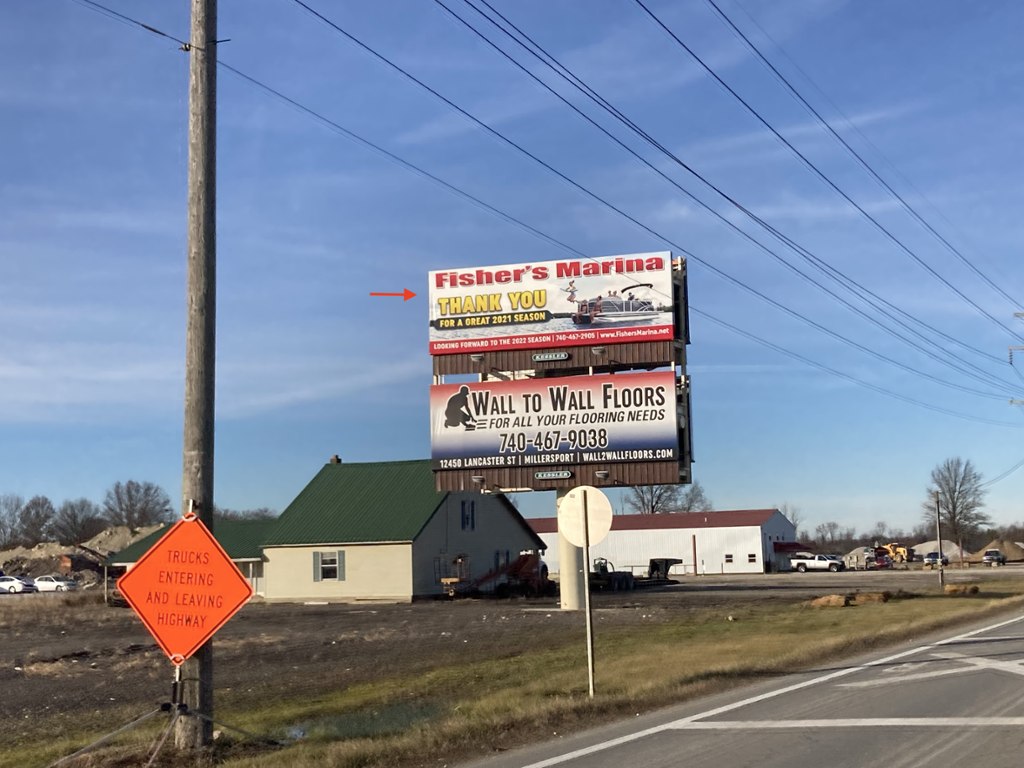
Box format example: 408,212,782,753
934,491,944,590
176,0,217,750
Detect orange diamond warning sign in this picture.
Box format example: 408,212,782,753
117,516,254,666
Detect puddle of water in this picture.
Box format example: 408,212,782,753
285,701,439,742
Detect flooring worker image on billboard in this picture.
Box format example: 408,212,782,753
445,385,477,431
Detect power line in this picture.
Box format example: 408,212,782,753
284,0,1018,401
631,0,1024,344
69,0,188,46
700,0,1020,311
68,0,1019,420
434,0,1021,396
725,0,1020,296
690,307,1022,429
980,457,1024,488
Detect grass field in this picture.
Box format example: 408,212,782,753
4,581,1023,768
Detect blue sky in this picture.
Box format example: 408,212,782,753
1,0,1021,535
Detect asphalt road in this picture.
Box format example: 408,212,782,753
463,610,1024,768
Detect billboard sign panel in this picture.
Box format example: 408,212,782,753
430,371,677,470
429,252,675,355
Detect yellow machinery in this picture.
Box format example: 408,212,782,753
878,542,914,563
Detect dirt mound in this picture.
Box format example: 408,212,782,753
966,539,1024,563
944,584,980,596
81,524,163,556
851,591,891,605
808,594,848,608
911,539,968,562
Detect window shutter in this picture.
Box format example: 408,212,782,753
337,550,346,581
313,551,322,583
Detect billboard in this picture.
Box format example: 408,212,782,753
428,252,675,355
430,371,678,470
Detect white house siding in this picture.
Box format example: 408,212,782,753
540,513,796,576
759,512,798,571
262,543,414,602
411,493,542,597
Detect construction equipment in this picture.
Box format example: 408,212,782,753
440,552,555,598
589,558,635,592
877,542,915,564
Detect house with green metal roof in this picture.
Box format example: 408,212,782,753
105,518,278,595
261,457,546,602
105,457,547,603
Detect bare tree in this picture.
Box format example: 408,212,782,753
212,505,278,522
102,481,172,531
52,499,108,545
775,502,803,539
0,494,25,550
921,458,990,548
814,521,840,544
625,485,681,514
16,495,57,547
677,481,713,513
868,521,889,542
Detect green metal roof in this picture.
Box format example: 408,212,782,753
262,459,446,547
105,518,278,565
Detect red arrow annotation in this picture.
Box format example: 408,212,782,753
370,289,416,301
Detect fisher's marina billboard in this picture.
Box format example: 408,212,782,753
430,371,677,470
428,252,675,355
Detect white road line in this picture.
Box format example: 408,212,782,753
669,717,1024,729
518,612,1024,768
934,650,1024,678
838,665,977,688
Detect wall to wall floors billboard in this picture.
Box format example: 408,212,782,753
431,370,678,470
428,252,676,355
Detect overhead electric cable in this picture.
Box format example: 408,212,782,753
700,0,1019,310
724,0,1020,295
631,0,1024,343
453,0,1018,386
980,457,1024,488
283,0,1019,401
70,0,1020,419
691,307,1022,429
433,0,1021,396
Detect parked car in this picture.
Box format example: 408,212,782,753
0,575,38,594
923,552,949,567
870,554,894,569
34,575,78,592
982,549,1007,566
791,554,845,573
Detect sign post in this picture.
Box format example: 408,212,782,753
558,486,613,697
582,490,595,698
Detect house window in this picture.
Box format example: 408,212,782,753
313,551,345,582
724,554,733,563
494,550,512,570
748,554,757,563
461,500,475,531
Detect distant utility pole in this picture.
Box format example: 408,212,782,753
933,491,944,590
176,0,218,750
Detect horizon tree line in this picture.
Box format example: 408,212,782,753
0,480,276,550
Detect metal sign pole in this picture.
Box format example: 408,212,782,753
582,490,595,698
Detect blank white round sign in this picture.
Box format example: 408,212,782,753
557,486,613,548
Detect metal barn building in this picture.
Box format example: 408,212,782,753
529,509,797,576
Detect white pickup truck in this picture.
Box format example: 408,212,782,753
790,554,844,573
